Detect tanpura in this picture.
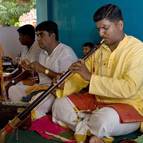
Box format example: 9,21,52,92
5,68,39,99
4,58,39,99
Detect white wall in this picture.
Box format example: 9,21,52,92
0,26,25,58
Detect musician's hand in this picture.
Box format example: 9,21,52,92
21,59,31,70
29,61,44,73
22,78,37,86
70,59,91,81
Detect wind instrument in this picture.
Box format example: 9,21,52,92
0,40,104,143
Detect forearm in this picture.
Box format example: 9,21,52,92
43,67,60,79
37,65,60,79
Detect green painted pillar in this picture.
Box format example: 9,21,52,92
36,0,48,24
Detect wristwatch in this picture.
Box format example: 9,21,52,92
44,69,49,75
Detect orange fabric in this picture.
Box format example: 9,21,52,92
68,93,143,123
68,92,97,111
25,84,48,95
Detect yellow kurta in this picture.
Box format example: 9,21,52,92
57,35,143,117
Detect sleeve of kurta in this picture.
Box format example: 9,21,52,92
61,52,94,96
89,46,143,98
56,53,93,97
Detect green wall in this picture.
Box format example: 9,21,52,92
37,0,143,57
36,0,48,24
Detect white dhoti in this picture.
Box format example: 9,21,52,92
9,83,55,120
8,82,28,102
52,97,140,138
31,92,55,120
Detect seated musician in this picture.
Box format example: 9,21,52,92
16,24,41,65
3,25,41,84
7,24,41,100
52,4,143,143
8,21,77,119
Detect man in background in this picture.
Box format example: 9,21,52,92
16,24,41,65
82,42,94,56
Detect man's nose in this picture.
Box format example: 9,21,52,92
99,28,106,37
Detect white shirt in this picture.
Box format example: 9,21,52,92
20,41,41,62
39,43,77,85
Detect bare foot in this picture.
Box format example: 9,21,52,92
89,136,104,143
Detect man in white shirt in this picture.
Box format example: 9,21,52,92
8,21,77,119
17,24,41,63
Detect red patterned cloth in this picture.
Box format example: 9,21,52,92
29,115,76,143
68,92,143,123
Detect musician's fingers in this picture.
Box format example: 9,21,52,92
28,63,35,71
21,59,30,66
70,65,80,71
24,59,30,65
57,82,64,89
78,59,84,64
52,78,64,89
70,61,82,70
29,64,33,69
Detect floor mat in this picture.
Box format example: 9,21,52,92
5,115,142,143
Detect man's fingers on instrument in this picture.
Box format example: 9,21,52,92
29,64,35,70
57,82,64,89
78,59,84,63
23,60,30,65
70,66,80,72
21,59,30,65
71,62,82,69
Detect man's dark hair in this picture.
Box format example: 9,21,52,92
82,42,94,49
93,4,123,22
17,24,35,40
36,21,59,41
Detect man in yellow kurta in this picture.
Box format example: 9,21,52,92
52,4,143,143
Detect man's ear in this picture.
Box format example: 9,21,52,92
118,20,124,31
50,33,56,39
